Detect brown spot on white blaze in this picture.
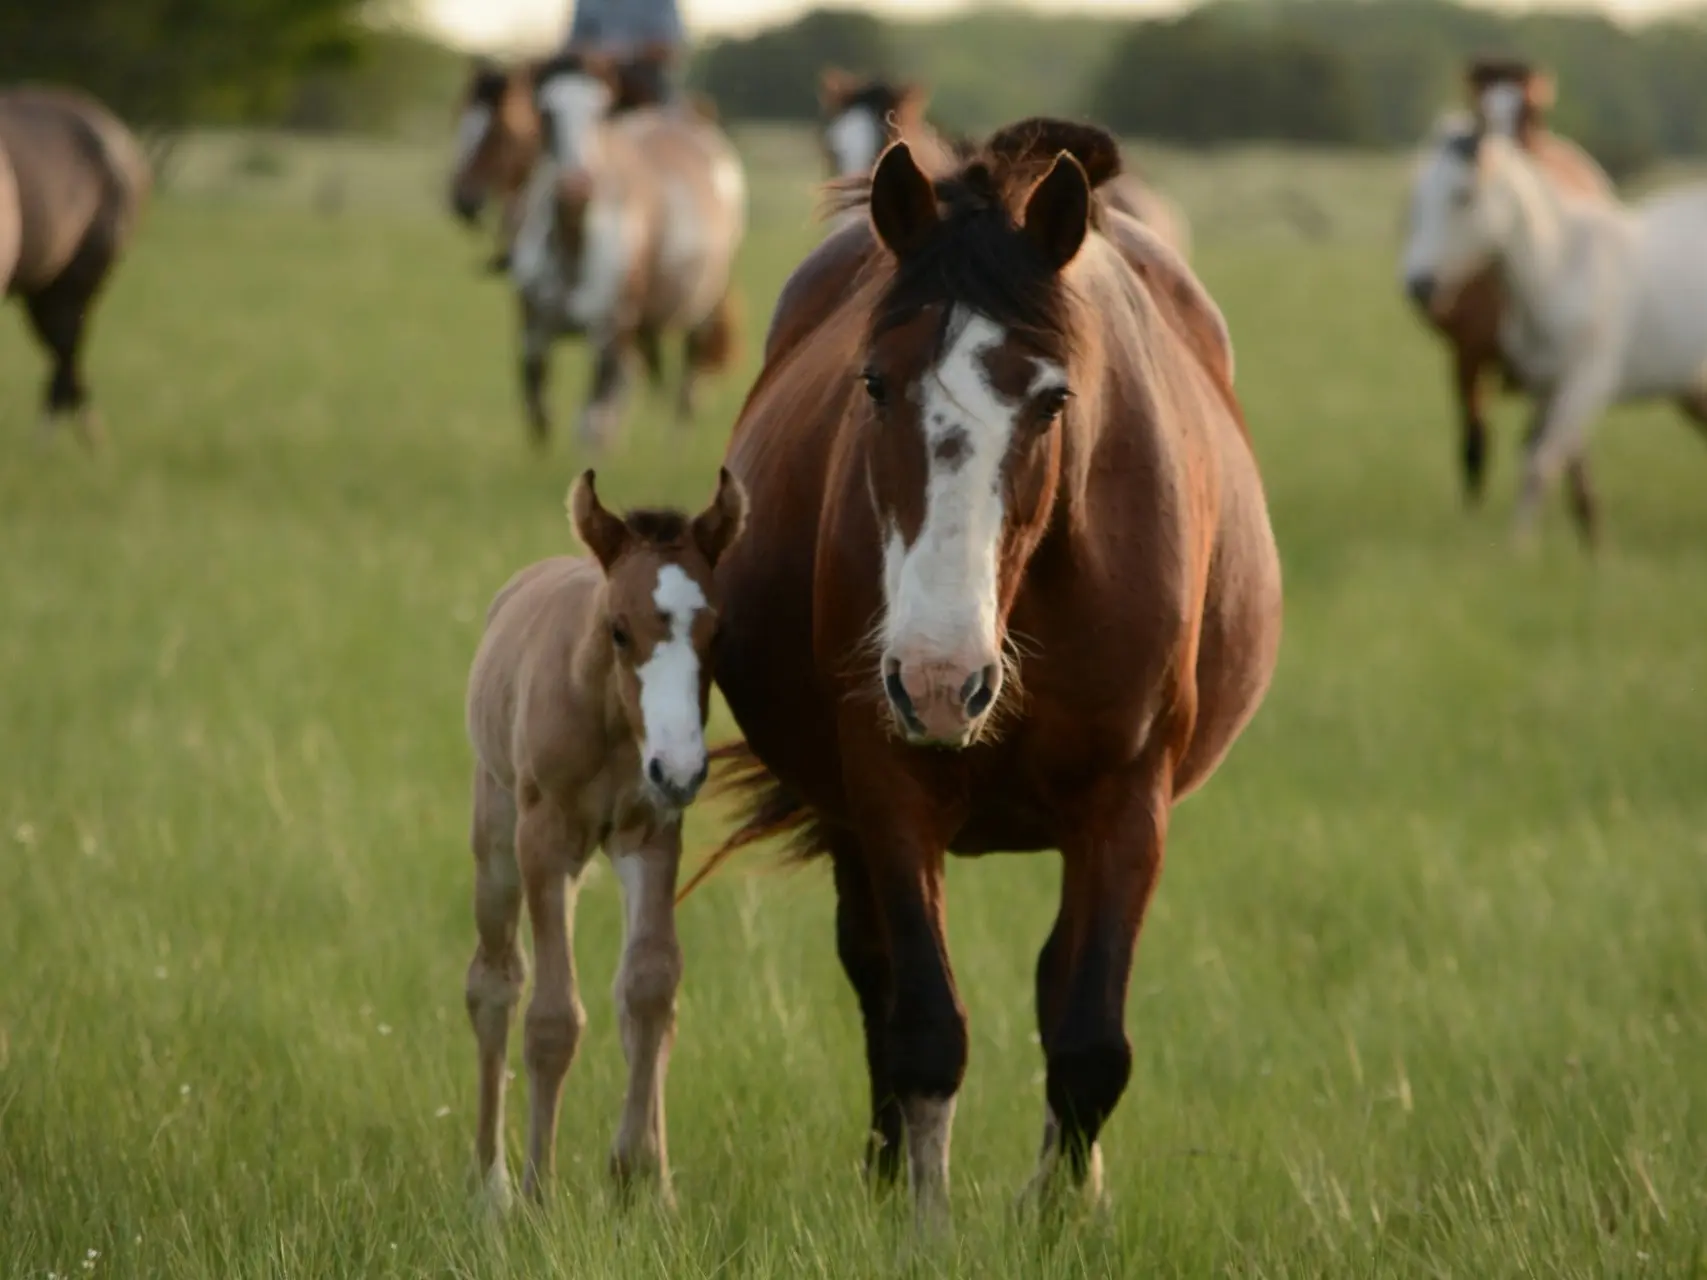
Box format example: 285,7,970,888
932,426,970,470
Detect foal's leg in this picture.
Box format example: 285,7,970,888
465,769,525,1212
577,335,632,452
1022,765,1171,1213
830,838,903,1188
516,789,593,1201
606,821,685,1204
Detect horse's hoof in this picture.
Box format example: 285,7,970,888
480,1163,514,1220
485,252,512,275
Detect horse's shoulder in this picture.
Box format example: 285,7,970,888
762,213,876,363
1096,210,1235,390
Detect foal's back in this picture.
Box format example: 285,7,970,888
467,556,609,793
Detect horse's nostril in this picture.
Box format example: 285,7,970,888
963,665,998,718
883,662,924,734
647,758,665,788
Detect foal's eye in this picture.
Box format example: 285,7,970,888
860,369,888,407
610,622,631,651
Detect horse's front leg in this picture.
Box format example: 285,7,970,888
516,790,593,1201
605,820,685,1207
845,813,965,1236
1454,346,1492,504
829,835,903,1189
1514,361,1616,551
519,302,553,448
578,333,633,452
1022,760,1171,1215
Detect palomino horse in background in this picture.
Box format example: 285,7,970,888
1400,58,1613,510
0,87,150,449
482,53,746,451
817,68,1194,261
682,119,1282,1230
1403,110,1707,549
464,467,748,1210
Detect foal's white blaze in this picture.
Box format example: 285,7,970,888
825,107,883,177
881,309,1063,679
453,105,492,173
538,73,611,173
637,564,707,798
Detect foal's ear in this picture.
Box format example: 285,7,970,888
870,141,939,260
568,469,629,571
1022,149,1091,271
691,467,749,569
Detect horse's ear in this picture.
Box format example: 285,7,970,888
895,81,932,118
691,467,749,569
568,469,629,571
1022,150,1091,271
870,141,938,259
819,66,854,113
1526,69,1556,114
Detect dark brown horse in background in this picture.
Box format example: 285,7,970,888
683,118,1283,1230
817,68,1194,261
0,86,150,448
1403,57,1612,505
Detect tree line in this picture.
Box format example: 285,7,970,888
689,0,1707,178
3,0,1705,180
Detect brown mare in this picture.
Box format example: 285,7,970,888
818,68,1193,262
0,86,150,448
463,467,747,1209
1405,57,1612,507
451,53,746,451
684,118,1283,1229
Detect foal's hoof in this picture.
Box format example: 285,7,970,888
1015,1142,1108,1225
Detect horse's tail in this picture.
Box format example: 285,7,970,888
687,286,741,375
674,738,828,903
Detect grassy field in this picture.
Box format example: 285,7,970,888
4,124,1707,1278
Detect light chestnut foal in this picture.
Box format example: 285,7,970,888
463,467,747,1210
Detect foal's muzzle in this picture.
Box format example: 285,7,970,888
646,755,709,809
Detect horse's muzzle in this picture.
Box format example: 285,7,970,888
883,653,1001,748
1405,273,1436,310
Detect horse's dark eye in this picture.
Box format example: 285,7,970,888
1038,387,1073,421
861,369,887,407
611,622,631,650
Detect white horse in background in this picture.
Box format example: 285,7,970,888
1402,110,1707,548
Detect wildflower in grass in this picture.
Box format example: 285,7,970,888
377,1023,393,1036
435,1106,452,1119
15,823,36,847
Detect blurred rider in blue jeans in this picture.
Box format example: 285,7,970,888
561,0,685,109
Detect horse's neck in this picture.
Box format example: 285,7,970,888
1491,147,1577,314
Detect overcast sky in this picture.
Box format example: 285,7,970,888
418,0,1695,50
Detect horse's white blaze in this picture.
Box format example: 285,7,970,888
826,107,883,177
1480,83,1526,137
538,73,611,173
637,564,706,795
453,105,491,173
882,310,1061,673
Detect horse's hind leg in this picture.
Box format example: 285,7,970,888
22,268,110,453
678,291,739,425
465,769,525,1213
1021,763,1170,1216
516,790,592,1201
1454,347,1491,504
606,825,685,1206
518,306,554,448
